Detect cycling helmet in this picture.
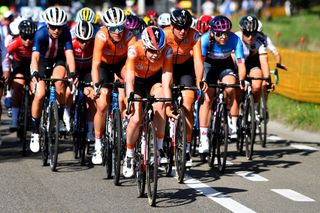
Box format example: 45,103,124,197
157,13,170,27
170,9,192,28
143,16,155,26
239,15,258,32
124,15,141,30
257,19,263,32
102,7,126,27
196,15,213,35
43,7,67,26
18,19,37,38
141,26,166,51
146,10,158,19
76,7,95,23
209,15,232,32
123,9,132,16
74,20,94,40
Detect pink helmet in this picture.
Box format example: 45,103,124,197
124,15,141,30
209,15,232,32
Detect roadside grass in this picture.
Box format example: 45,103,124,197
268,93,320,132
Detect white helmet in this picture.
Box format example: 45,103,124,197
9,17,23,36
43,7,67,26
157,13,170,27
257,20,263,32
75,21,94,40
76,7,95,23
102,7,126,27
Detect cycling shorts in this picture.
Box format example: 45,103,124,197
245,53,261,73
38,57,66,78
76,68,91,83
12,59,31,76
99,59,125,87
134,71,162,98
204,56,237,84
173,57,195,87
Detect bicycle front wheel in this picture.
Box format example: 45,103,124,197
216,103,229,173
40,106,49,166
21,90,29,156
113,109,122,186
175,108,187,183
146,121,157,207
258,88,267,148
48,102,59,172
245,94,256,160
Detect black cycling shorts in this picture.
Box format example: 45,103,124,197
12,59,31,76
99,59,125,87
134,71,162,98
38,57,66,78
204,56,238,84
173,57,195,87
245,53,261,73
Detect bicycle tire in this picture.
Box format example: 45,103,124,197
245,94,256,160
135,149,146,198
79,100,87,165
146,121,158,206
104,114,113,179
258,88,267,148
175,108,187,183
163,120,173,177
40,106,49,166
48,102,59,172
216,103,229,173
21,89,29,156
207,127,216,168
113,109,122,186
237,102,244,154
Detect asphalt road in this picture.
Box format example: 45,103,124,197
1,115,319,213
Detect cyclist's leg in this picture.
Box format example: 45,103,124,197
11,71,25,130
249,67,263,108
118,65,127,118
83,72,96,141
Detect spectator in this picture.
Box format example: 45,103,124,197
202,0,215,16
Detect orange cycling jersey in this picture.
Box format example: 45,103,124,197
92,26,136,64
164,27,201,64
126,40,173,79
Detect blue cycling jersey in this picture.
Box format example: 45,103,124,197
32,26,73,59
201,31,244,62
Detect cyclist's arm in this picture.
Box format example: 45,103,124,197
266,35,282,65
125,46,137,98
234,36,246,81
260,54,270,79
162,47,173,100
65,49,76,73
193,39,204,83
91,31,105,84
30,51,40,74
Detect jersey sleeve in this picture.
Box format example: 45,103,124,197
162,46,173,73
92,30,107,63
32,29,44,52
126,45,137,72
1,36,8,70
200,32,210,57
64,29,73,51
6,37,18,55
234,35,245,63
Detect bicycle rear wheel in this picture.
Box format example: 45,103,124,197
113,109,122,186
245,95,256,160
258,88,267,148
21,90,29,156
48,102,59,171
146,121,158,206
40,106,49,166
216,103,229,173
237,103,245,155
207,127,216,168
175,108,187,183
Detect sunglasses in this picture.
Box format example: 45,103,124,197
21,35,34,41
108,25,125,33
214,31,230,38
147,48,162,55
173,25,189,31
48,24,63,31
77,38,90,44
243,30,256,37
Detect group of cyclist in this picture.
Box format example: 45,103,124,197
0,6,287,178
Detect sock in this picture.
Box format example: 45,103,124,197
157,138,163,150
87,121,93,134
186,142,190,153
126,148,135,158
31,117,40,133
94,137,102,151
63,108,70,120
200,127,208,143
231,117,238,131
12,107,19,121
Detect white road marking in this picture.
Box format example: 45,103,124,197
290,144,319,151
271,189,315,202
268,135,284,141
184,175,256,213
235,171,269,181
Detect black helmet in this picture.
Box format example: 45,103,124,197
239,15,259,32
19,20,37,39
170,9,192,28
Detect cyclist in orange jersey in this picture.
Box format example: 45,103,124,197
164,9,206,166
91,7,136,165
122,26,176,178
